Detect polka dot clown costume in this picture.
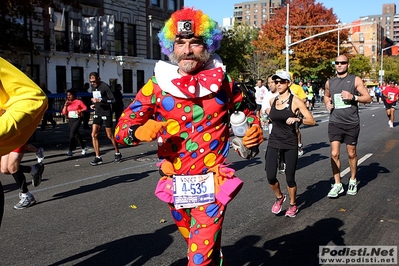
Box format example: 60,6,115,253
114,7,262,266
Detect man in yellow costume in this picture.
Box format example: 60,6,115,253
0,57,48,226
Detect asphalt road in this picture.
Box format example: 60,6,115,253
1,102,398,266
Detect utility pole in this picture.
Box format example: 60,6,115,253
96,16,100,75
285,4,290,72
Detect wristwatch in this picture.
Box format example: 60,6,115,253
352,95,358,101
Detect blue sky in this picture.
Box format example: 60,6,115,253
184,0,399,25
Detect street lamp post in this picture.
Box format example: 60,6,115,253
148,15,153,60
337,19,341,57
284,21,373,73
285,4,290,72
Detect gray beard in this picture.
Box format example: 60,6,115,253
169,50,211,73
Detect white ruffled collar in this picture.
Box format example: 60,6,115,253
154,54,225,99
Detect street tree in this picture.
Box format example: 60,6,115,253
382,55,399,83
253,0,349,82
347,54,372,79
218,24,259,82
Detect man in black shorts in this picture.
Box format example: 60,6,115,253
323,55,371,198
89,72,122,165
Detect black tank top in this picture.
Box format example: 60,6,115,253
328,73,359,125
268,94,298,149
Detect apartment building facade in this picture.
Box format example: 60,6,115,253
360,3,398,44
343,20,383,67
0,0,183,95
233,0,285,27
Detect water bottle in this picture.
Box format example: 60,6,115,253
262,113,268,130
230,111,249,137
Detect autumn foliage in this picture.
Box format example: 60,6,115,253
253,0,349,81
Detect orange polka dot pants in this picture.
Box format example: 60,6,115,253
168,200,226,266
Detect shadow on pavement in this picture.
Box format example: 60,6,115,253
48,224,178,266
38,170,157,204
261,218,345,266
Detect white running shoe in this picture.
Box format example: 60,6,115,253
36,148,45,163
81,146,89,155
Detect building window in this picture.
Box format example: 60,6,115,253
372,45,375,53
71,67,83,90
72,18,81,53
115,22,124,56
359,32,364,42
359,45,364,54
122,69,133,93
127,24,136,56
54,11,68,52
151,0,161,8
137,70,145,92
152,27,161,60
168,0,177,11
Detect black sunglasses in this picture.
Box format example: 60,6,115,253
335,61,348,65
274,80,288,85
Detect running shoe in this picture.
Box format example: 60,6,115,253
278,162,286,174
14,192,36,210
285,204,298,217
389,121,394,128
271,194,286,214
36,147,45,163
66,150,73,156
81,146,89,155
90,156,103,166
114,153,122,163
298,143,304,156
327,183,344,198
347,179,357,195
32,163,45,187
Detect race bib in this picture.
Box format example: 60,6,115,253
387,92,396,101
173,172,215,209
68,111,78,118
334,93,351,109
93,91,102,100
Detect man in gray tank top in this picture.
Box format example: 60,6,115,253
323,55,371,198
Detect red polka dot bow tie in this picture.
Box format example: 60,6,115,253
171,67,224,97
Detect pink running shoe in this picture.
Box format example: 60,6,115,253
285,205,298,217
271,194,286,214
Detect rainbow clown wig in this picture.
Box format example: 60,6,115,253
158,7,223,56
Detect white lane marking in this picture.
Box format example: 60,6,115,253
340,153,373,177
5,162,156,200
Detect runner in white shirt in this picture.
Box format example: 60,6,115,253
255,79,267,118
